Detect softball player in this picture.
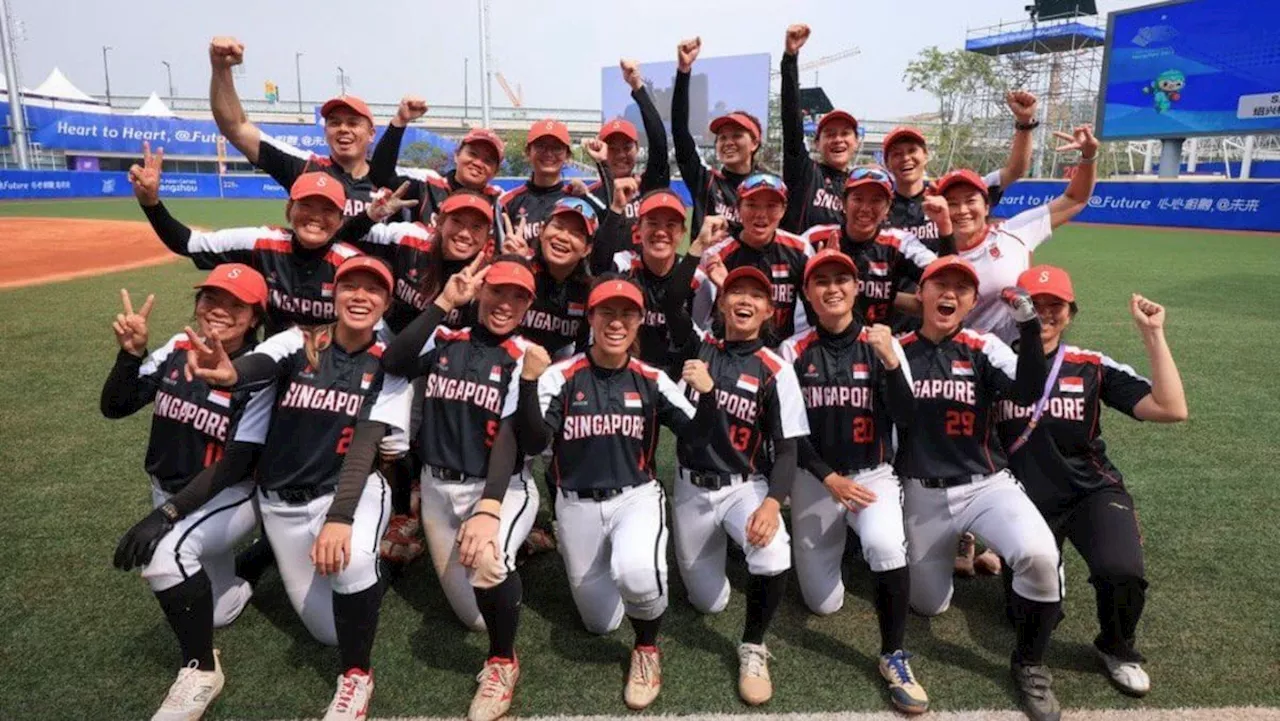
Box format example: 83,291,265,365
998,266,1187,698
131,147,361,336
803,167,942,325
104,265,266,721
209,37,378,217
777,249,929,714
882,90,1038,250
673,36,762,237
697,174,814,344
936,125,1099,343
518,276,717,710
500,120,575,245
381,255,542,721
588,59,671,229
369,96,505,229
780,24,858,233
896,256,1062,721
659,247,810,705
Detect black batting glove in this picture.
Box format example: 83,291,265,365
112,507,175,571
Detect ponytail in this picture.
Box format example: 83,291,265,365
302,323,336,369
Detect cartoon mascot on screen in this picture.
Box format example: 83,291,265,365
1143,69,1185,114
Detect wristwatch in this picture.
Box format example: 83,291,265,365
159,502,181,523
1015,119,1040,131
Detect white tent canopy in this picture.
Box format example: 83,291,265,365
132,91,175,117
29,67,98,102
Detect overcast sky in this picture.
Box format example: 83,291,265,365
9,0,1152,120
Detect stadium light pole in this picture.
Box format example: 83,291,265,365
337,65,346,95
478,0,491,128
101,45,112,106
464,57,468,121
0,0,30,168
295,52,303,113
162,60,174,105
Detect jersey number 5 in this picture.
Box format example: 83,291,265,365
945,410,976,437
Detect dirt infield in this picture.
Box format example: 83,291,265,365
0,217,179,290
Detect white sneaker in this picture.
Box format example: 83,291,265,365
1097,648,1151,696
737,642,773,705
151,650,225,721
322,668,375,720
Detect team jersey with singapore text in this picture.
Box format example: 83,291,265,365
996,345,1153,509
779,53,849,233
113,333,258,492
886,170,1004,251
410,325,530,479
780,324,909,473
896,328,1024,480
612,250,708,374
499,180,574,246
538,354,698,492
256,135,379,218
356,220,473,334
677,332,809,475
802,225,937,325
700,232,815,342
672,69,749,238
234,327,413,492
176,226,363,335
519,261,591,358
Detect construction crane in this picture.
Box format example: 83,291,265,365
770,46,861,83
495,72,522,108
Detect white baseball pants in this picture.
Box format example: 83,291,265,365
555,480,669,634
258,473,390,646
671,469,792,614
791,464,907,616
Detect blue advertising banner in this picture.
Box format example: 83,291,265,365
992,180,1280,232
1098,0,1280,140
0,102,456,158
601,53,771,146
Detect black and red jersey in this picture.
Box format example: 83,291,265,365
257,135,378,217
355,220,473,334
518,261,591,358
781,324,907,473
537,354,699,492
672,69,749,238
235,328,412,492
589,85,671,235
676,332,809,475
996,345,1152,510
779,53,848,233
500,181,574,245
176,226,363,335
701,232,814,341
886,172,1003,253
802,225,937,325
896,328,1039,480
408,325,531,479
100,333,257,493
612,250,708,374
406,168,503,228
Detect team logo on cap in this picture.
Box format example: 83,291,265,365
226,268,241,279
1039,270,1051,284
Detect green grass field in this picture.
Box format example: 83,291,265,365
2,199,1278,720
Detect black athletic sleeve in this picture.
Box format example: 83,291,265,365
660,253,703,357
326,420,386,524
767,438,797,503
1010,318,1048,404
880,365,916,430
383,303,447,378
481,419,519,502
334,212,376,245
590,211,630,274
798,436,837,481
662,386,717,440
780,53,818,233
634,86,670,192
255,138,308,189
936,233,957,256
369,124,418,196
100,349,156,419
516,379,551,455
672,69,709,234
167,440,260,518
231,353,286,390
141,202,194,256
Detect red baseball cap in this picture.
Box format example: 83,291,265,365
843,166,894,199
934,168,989,200
196,263,268,310
549,197,600,235
920,255,980,290
290,172,346,211
439,192,495,224
587,278,645,311
1018,264,1075,303
637,190,687,221
737,173,788,204
882,126,927,154
817,109,858,135
484,260,536,294
721,265,773,295
526,119,571,148
320,95,374,125
334,255,394,294
461,127,505,161
709,112,761,142
803,249,859,285
598,118,638,143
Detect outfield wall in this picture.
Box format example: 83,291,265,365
2,169,1278,232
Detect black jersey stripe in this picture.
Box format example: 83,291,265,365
501,473,532,574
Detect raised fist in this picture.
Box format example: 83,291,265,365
677,37,702,73
612,177,640,212
620,59,643,91
1002,286,1036,324
1129,294,1165,331
785,24,811,55
522,344,552,380
865,324,898,369
394,95,428,127
209,37,245,69
690,215,728,256
581,137,608,164
682,359,714,394
1005,90,1038,124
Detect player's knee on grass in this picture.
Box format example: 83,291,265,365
140,533,194,592
744,533,792,578
617,567,667,621
908,562,955,616
469,549,509,590
686,576,731,615
581,600,626,635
